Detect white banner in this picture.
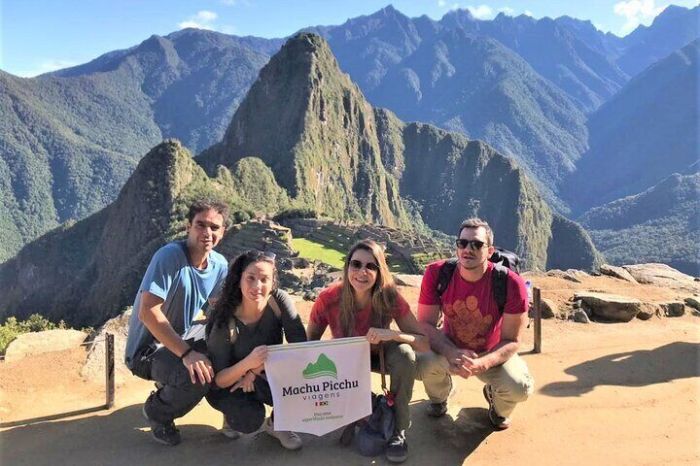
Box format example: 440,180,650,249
264,337,372,436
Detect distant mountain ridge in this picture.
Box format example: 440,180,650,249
0,30,280,261
580,173,700,275
565,39,699,214
617,5,700,76
0,34,601,326
1,4,697,267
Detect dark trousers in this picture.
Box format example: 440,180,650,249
371,342,416,432
206,376,273,434
131,346,210,424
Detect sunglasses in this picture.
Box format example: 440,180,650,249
455,239,487,250
244,250,276,260
349,259,380,272
259,251,276,260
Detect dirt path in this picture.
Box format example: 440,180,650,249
2,312,698,466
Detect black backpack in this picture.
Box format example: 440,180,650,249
435,248,520,315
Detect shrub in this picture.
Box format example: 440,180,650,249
231,210,255,224
0,314,66,355
273,208,318,222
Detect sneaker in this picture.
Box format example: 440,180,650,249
426,401,448,418
221,418,241,439
264,417,302,450
142,403,181,446
385,431,408,463
482,384,511,430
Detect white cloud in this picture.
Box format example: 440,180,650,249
523,10,534,17
497,7,515,16
178,10,220,30
19,59,79,77
466,4,494,19
613,0,665,34
438,0,447,7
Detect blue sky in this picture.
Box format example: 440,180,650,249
1,0,698,77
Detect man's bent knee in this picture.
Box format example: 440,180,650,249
416,351,449,380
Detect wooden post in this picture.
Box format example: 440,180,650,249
533,287,542,353
105,333,115,409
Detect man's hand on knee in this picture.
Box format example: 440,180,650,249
182,350,214,385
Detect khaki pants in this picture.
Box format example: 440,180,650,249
416,351,534,418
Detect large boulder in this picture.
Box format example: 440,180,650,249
537,298,557,319
4,329,88,362
659,302,686,317
81,309,132,386
572,309,591,323
622,264,696,288
575,292,641,322
599,264,638,283
684,296,700,311
636,303,660,321
546,269,590,283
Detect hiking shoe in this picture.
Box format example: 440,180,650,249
386,430,408,463
142,404,181,446
264,417,302,450
221,418,241,439
482,384,511,430
426,401,448,418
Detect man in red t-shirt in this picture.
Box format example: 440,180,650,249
416,218,534,430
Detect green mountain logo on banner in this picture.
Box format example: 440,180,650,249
302,353,337,379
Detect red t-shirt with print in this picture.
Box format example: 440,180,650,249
310,282,411,338
418,260,528,353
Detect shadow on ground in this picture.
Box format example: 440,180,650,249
540,341,700,397
1,401,495,466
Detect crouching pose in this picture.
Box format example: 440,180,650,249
306,240,428,463
205,250,307,450
124,199,229,446
416,218,534,429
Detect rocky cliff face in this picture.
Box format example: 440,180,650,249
394,122,600,271
200,33,411,228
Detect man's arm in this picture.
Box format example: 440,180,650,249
138,290,213,384
417,303,476,363
461,311,526,376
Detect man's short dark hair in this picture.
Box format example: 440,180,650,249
187,199,230,228
458,218,494,246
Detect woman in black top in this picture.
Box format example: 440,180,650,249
206,250,307,450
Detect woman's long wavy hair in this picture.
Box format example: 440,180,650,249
339,239,397,337
207,250,278,333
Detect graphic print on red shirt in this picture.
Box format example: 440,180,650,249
418,260,528,353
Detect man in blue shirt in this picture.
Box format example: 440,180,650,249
125,199,229,446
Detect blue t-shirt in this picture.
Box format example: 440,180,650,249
124,240,228,368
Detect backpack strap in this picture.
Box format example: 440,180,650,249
267,290,283,319
491,263,509,316
436,258,458,298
